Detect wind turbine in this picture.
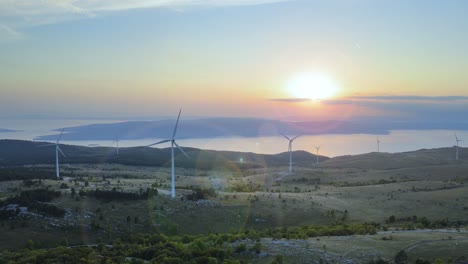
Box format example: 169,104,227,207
377,137,381,153
280,133,301,175
39,129,66,178
147,109,190,198
314,145,320,165
455,133,462,160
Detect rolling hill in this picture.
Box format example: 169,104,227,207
0,139,327,169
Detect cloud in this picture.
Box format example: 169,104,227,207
0,0,290,39
325,96,468,123
0,24,23,42
348,95,468,102
271,95,468,123
268,98,312,103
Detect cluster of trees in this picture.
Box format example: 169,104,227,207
332,179,397,187
80,188,157,201
5,189,61,204
386,215,467,229
228,182,262,193
254,223,377,240
0,233,249,264
0,167,56,182
186,188,217,201
0,189,65,218
0,221,459,263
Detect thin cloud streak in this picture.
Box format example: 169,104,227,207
271,95,468,122
348,95,468,101
0,0,290,37
268,98,312,103
0,24,22,42
272,95,468,105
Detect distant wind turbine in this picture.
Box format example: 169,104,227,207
39,129,66,178
314,145,320,165
147,109,190,198
377,137,381,153
280,133,301,175
455,133,462,160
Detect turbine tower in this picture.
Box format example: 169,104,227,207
377,137,381,153
280,133,301,175
114,135,119,155
455,133,462,160
147,109,190,198
314,145,320,165
40,129,66,178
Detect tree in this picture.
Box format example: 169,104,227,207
234,243,246,253
394,250,408,264
250,242,262,254
271,254,284,264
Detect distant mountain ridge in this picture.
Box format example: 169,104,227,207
0,139,327,169
0,140,464,171
0,128,17,133
34,117,468,141
35,118,362,140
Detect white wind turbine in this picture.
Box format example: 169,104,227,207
147,109,190,198
377,137,381,153
280,133,301,175
40,129,66,178
455,133,462,160
314,145,320,165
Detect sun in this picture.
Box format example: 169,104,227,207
287,72,339,100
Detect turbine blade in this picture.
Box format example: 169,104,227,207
291,134,302,141
57,146,66,158
280,133,291,141
172,109,182,139
147,139,171,147
174,141,190,159
56,128,65,144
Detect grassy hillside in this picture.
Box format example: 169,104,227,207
0,140,467,263
322,147,465,170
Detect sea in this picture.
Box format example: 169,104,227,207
0,118,466,158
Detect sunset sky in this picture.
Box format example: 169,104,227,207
1,0,468,122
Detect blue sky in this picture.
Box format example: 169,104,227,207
1,0,468,122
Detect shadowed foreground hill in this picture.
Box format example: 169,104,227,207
0,140,327,169
322,147,466,170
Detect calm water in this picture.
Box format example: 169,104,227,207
0,119,466,157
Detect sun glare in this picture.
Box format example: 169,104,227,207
287,72,339,100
